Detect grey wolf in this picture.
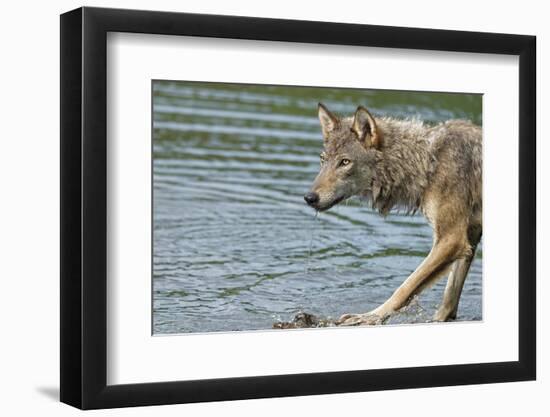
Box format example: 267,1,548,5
304,103,482,325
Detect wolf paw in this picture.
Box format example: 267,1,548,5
432,306,456,322
337,312,387,326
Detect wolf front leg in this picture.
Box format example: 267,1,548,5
434,226,481,321
432,256,474,321
338,233,467,326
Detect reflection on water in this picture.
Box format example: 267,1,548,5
153,81,482,334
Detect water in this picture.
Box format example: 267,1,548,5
152,81,482,334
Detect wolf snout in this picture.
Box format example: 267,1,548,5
304,192,319,206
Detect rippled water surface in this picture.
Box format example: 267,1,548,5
152,81,482,334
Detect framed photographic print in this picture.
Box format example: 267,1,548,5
60,6,536,410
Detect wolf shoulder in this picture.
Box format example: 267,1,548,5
426,119,482,163
428,119,481,145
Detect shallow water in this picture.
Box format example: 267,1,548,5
152,81,482,334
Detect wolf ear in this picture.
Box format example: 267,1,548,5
318,103,338,138
352,106,381,149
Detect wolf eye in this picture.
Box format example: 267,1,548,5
340,158,351,167
320,152,327,164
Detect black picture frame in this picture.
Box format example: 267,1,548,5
60,6,536,410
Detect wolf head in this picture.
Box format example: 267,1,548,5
304,103,382,212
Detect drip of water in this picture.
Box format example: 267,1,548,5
304,211,319,275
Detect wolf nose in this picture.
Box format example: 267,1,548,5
304,192,319,206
